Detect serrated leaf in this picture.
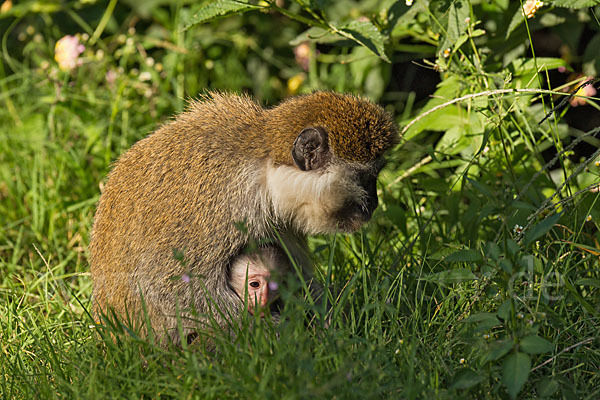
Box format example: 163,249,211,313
482,339,514,363
183,0,261,30
464,312,501,330
485,242,501,261
445,249,482,263
464,312,500,324
523,213,561,247
502,352,531,399
520,335,554,354
450,368,485,389
338,20,390,62
497,299,512,321
550,0,600,8
430,0,470,53
505,239,520,257
499,259,513,274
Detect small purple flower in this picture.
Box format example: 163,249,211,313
268,281,279,291
105,70,117,86
181,274,190,283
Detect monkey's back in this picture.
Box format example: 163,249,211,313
89,93,271,334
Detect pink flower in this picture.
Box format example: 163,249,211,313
54,35,85,71
105,69,117,86
294,42,311,71
570,79,597,107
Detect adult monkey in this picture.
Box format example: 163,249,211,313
89,91,398,345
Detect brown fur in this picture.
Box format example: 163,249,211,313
89,91,397,345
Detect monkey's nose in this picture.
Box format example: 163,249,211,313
350,201,374,222
365,196,378,217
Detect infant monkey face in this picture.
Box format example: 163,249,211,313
245,269,271,315
230,248,282,316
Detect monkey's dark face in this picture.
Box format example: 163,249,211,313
333,164,383,231
266,126,387,234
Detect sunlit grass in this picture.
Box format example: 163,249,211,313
1,1,600,399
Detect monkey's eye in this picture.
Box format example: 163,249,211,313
249,281,260,288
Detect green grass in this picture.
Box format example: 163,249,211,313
1,1,600,399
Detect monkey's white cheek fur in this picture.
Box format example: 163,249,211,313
265,163,358,234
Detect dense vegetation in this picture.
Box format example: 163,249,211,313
1,0,599,398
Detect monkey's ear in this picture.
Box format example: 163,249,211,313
292,127,330,171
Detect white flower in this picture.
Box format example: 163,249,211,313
139,71,152,82
522,0,543,19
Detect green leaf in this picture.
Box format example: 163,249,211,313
536,377,560,397
482,339,514,363
290,27,349,46
485,242,501,261
499,259,513,274
523,213,561,247
464,312,500,324
403,76,471,140
435,126,472,155
423,268,477,285
512,201,538,211
497,299,512,321
510,57,569,76
430,0,470,53
182,0,261,30
338,20,390,62
506,5,524,39
502,352,531,399
450,368,485,389
520,335,554,354
505,239,520,257
464,312,501,330
539,12,567,28
0,1,61,18
468,178,494,199
583,34,600,76
576,278,600,288
445,249,483,263
550,0,600,8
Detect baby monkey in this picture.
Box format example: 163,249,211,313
229,247,284,316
